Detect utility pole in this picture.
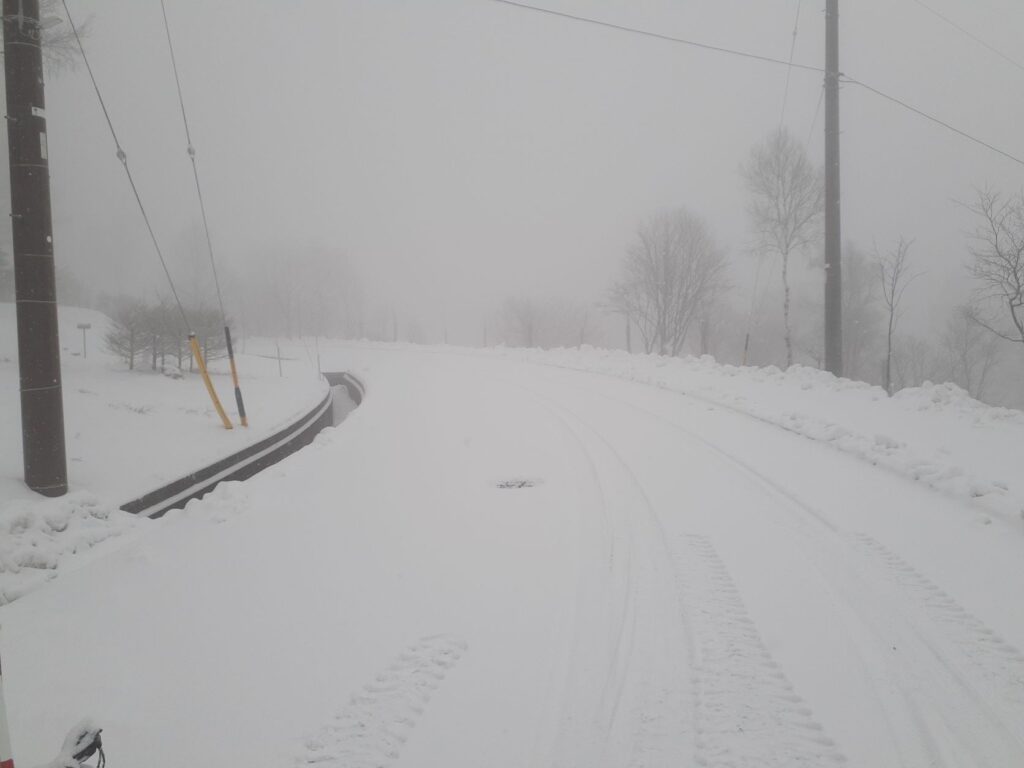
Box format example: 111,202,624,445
824,0,843,376
4,0,67,496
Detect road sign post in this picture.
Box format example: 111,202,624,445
77,322,91,359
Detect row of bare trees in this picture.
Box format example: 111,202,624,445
595,123,1024,406
225,247,367,340
103,297,226,372
498,297,596,349
741,126,1024,402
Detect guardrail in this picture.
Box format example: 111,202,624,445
325,371,365,405
120,371,363,519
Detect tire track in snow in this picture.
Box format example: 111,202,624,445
297,634,467,767
518,388,644,764
507,380,694,767
681,534,848,768
555,381,1024,762
525,379,851,765
852,534,1024,707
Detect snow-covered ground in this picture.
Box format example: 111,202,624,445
0,303,328,603
487,345,1024,524
2,340,1023,767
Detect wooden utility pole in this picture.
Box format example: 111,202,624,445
824,0,843,376
4,0,67,496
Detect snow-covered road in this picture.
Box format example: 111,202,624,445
3,346,1023,767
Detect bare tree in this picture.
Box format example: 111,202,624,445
103,296,227,372
892,335,940,391
876,236,918,394
964,188,1024,357
226,247,365,340
500,297,595,349
941,305,1001,400
741,128,823,367
39,0,92,75
500,297,539,348
694,278,730,357
104,299,146,370
794,243,883,382
608,208,727,356
190,303,228,362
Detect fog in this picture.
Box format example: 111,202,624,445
12,0,1024,402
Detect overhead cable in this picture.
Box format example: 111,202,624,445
485,0,1024,168
779,0,804,127
906,0,1024,74
486,0,824,73
60,0,191,331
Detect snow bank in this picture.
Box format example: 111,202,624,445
477,346,1024,523
0,492,144,605
242,336,1024,525
0,303,329,604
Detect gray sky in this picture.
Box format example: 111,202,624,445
39,0,1024,338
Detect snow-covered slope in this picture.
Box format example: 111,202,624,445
1,343,1022,768
0,303,328,603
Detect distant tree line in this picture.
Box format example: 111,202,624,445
565,124,1024,407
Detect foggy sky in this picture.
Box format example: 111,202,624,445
32,0,1024,341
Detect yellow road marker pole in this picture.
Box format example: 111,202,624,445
190,333,233,430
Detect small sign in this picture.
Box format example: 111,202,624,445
76,323,91,330
39,131,47,160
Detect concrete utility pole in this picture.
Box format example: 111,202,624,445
4,0,67,496
824,0,843,376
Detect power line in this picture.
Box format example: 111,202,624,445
905,0,1024,74
841,76,1024,167
484,0,1024,169
779,0,804,128
60,0,191,332
485,0,824,73
160,0,227,325
160,0,249,428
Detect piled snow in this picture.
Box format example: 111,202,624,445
228,336,1024,525
0,492,142,605
467,346,1024,523
3,344,1024,768
893,380,1024,423
0,303,328,604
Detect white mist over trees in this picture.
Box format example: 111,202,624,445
498,297,595,350
741,129,824,368
608,209,727,356
24,1,1024,410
